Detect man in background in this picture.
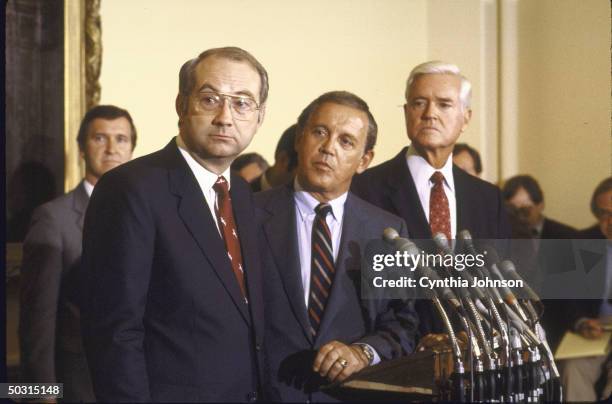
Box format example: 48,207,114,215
19,105,137,402
256,91,417,401
502,174,577,240
251,123,298,192
561,176,612,401
231,152,269,183
80,47,268,402
352,61,510,336
452,142,482,177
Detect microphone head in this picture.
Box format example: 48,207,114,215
499,260,516,273
432,232,451,252
483,245,501,267
383,227,400,243
458,229,473,242
395,238,420,256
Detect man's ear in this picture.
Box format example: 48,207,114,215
461,108,472,132
356,149,374,174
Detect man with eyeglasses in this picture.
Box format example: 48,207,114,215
80,47,267,402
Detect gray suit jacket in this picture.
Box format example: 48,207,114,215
255,185,419,402
19,181,95,402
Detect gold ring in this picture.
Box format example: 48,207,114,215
338,358,349,368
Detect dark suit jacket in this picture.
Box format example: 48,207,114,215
541,217,577,239
351,147,511,335
19,182,95,402
80,139,264,402
250,174,263,192
255,185,418,402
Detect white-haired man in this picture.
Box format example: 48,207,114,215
351,61,511,336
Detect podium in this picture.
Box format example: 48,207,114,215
324,350,456,401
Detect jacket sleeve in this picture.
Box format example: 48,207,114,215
356,219,419,359
19,205,62,383
80,172,155,402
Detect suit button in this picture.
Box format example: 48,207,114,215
255,343,261,351
247,391,257,402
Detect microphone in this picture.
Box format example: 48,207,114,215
432,233,497,372
498,260,542,304
483,246,531,324
382,228,468,399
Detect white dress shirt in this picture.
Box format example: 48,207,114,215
293,178,381,364
178,144,231,235
83,180,95,197
406,146,457,239
293,178,346,307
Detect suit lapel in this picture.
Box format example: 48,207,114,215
453,165,470,233
167,141,251,325
387,148,431,239
230,174,263,336
316,194,364,342
262,185,313,344
72,181,89,231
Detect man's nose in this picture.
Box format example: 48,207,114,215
105,138,118,153
212,98,233,126
319,136,335,155
422,102,437,119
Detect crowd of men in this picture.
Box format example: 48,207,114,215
18,46,610,402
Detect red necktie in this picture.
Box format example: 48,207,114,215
308,203,335,337
429,171,451,241
213,176,247,301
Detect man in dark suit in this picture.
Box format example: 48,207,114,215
351,61,510,336
80,47,268,402
560,176,612,401
502,174,577,240
19,105,136,402
251,124,298,192
256,91,418,402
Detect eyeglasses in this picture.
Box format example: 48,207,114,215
195,91,260,121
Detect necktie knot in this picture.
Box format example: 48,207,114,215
315,203,332,218
430,171,445,185
213,176,229,196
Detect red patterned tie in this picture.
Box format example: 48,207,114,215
213,176,247,301
429,171,451,241
308,203,335,337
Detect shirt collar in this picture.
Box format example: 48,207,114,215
293,177,347,223
83,180,95,197
177,142,231,192
406,146,455,192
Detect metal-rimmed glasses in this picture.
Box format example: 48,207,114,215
195,91,261,121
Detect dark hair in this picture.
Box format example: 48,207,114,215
296,91,377,153
275,124,299,171
502,175,543,204
77,105,137,151
453,143,482,174
231,152,269,172
178,47,269,105
591,176,612,217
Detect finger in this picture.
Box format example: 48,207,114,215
313,342,339,372
318,349,342,377
330,353,366,383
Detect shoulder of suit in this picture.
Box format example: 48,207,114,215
455,167,502,196
33,185,81,217
253,184,290,208
348,192,405,226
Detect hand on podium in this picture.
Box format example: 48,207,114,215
313,340,370,383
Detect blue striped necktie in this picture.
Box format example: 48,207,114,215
308,203,335,337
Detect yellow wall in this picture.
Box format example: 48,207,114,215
515,0,611,228
99,0,428,166
99,0,611,228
